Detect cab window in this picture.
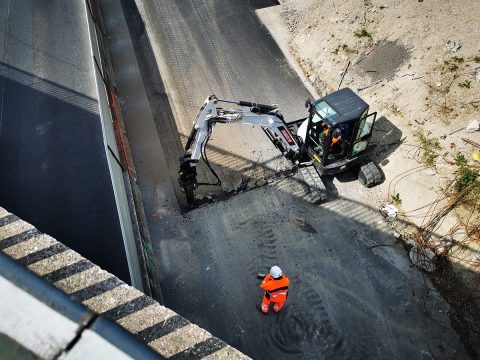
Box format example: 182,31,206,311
355,110,373,140
314,101,339,122
351,140,368,156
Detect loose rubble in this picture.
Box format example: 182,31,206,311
466,120,479,133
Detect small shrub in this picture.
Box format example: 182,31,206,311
392,193,402,205
333,43,354,55
444,56,464,72
448,63,459,71
455,167,478,191
454,152,467,166
354,28,372,39
458,80,471,89
415,131,443,166
454,152,479,192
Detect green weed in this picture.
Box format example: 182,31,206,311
392,193,402,206
458,80,471,89
414,131,443,166
454,152,467,166
354,28,372,39
455,167,478,192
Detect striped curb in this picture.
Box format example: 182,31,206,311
0,207,249,360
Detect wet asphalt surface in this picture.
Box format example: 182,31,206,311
112,0,470,358
0,1,129,282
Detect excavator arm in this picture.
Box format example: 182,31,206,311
179,95,302,203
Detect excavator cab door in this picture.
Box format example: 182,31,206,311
350,111,377,158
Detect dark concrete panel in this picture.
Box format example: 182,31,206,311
0,0,130,282
0,64,129,283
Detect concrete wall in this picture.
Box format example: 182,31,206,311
83,0,144,291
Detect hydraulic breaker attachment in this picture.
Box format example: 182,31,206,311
178,159,198,204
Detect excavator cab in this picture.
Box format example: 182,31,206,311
294,88,382,187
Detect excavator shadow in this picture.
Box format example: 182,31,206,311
180,166,339,213
333,115,401,186
370,115,405,165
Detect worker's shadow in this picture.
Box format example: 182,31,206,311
335,115,403,185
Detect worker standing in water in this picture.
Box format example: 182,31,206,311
257,266,290,315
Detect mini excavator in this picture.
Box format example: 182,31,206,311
178,88,382,204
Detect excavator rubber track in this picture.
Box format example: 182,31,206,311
298,165,328,204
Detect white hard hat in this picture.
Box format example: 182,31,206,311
270,266,282,278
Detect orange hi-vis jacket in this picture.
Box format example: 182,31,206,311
260,274,290,302
323,129,341,145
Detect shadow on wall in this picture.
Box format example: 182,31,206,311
119,0,186,205
0,62,130,283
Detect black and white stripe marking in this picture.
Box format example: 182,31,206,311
103,295,157,321
42,259,95,283
0,228,42,251
137,315,190,344
169,337,227,360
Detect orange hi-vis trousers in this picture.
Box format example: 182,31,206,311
261,295,286,313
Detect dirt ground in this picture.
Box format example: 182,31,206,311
278,0,479,228
273,0,480,353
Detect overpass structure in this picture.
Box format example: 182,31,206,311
0,207,248,359
0,0,144,288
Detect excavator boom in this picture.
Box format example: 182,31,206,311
178,95,302,203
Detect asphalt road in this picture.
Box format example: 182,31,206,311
129,0,312,199
0,1,129,282
115,0,470,358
